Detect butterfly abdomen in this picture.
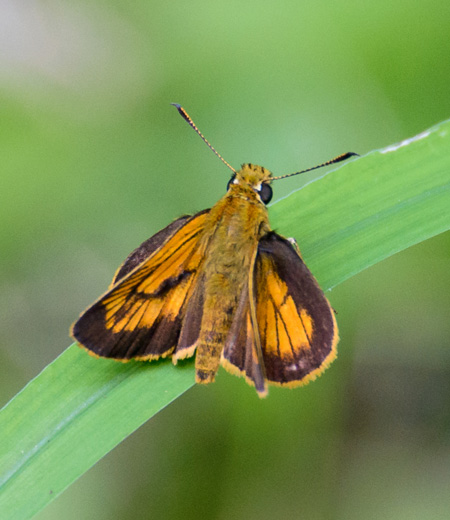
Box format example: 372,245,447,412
192,192,268,384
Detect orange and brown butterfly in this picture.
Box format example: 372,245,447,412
71,104,356,397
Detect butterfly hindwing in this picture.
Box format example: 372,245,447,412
254,231,338,387
221,279,267,395
72,210,210,361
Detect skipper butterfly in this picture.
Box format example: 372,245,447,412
72,105,356,396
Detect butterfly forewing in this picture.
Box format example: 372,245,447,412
112,214,194,284
254,232,338,386
72,210,211,360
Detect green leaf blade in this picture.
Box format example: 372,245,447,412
0,347,194,518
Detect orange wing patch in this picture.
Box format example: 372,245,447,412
258,262,314,358
72,210,210,361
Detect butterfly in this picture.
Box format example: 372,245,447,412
72,104,356,397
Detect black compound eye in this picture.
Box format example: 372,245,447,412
227,174,237,191
259,183,273,204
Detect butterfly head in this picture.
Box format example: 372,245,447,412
227,163,274,204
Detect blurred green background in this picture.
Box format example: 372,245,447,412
1,1,449,519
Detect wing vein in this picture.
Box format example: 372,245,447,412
269,292,296,358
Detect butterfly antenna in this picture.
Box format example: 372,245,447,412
272,152,358,180
171,104,236,173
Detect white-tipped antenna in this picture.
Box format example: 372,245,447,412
171,104,236,173
272,152,358,180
